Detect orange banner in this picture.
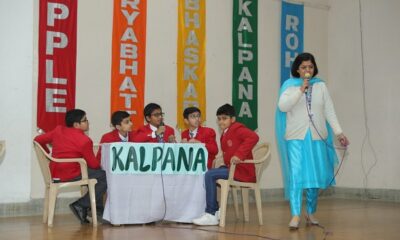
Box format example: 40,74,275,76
111,0,147,129
177,0,206,130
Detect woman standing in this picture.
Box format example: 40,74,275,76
275,52,349,229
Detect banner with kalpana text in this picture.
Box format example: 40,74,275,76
37,0,77,132
107,142,207,175
177,0,206,130
110,0,146,129
232,0,258,130
281,1,303,85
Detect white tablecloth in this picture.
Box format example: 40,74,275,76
101,143,206,224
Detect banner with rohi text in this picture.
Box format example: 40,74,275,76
232,0,258,130
110,0,146,129
108,143,207,175
281,1,303,85
37,0,77,132
177,0,206,130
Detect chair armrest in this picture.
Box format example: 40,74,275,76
213,152,225,168
227,159,261,181
227,163,237,181
51,157,89,180
235,159,263,164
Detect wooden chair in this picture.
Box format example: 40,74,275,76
33,141,98,227
216,143,271,227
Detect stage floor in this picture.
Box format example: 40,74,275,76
1,199,399,240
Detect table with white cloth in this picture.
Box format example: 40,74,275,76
101,142,207,225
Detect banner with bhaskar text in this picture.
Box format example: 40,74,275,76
177,0,206,130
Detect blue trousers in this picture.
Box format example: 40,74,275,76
204,167,229,215
289,188,318,216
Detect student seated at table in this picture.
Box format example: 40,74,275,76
34,109,107,224
133,103,176,143
96,111,136,162
181,106,218,169
192,104,259,226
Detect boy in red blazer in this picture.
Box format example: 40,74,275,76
133,103,176,143
193,104,259,225
34,109,107,224
96,111,136,161
181,107,218,169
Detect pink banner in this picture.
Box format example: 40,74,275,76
37,0,77,132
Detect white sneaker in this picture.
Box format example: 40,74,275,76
192,213,219,226
215,210,220,220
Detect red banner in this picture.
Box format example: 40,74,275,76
37,0,77,132
110,0,147,129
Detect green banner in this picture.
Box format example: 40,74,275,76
109,143,207,175
232,0,258,130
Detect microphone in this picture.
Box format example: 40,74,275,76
158,121,165,142
304,73,311,93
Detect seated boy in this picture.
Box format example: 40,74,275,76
133,103,176,143
181,107,218,169
34,109,107,224
192,104,259,226
96,111,136,162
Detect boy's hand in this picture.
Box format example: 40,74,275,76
181,138,188,143
168,135,177,143
188,138,201,143
230,156,242,165
156,125,165,136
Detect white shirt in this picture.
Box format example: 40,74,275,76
189,128,198,138
150,124,157,139
118,132,129,142
278,82,343,140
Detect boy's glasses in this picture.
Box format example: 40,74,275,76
189,114,201,119
80,119,89,123
151,112,165,118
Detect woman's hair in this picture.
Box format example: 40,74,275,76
290,52,319,78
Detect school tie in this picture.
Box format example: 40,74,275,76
189,132,194,139
157,134,164,143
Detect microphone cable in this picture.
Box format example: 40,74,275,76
304,86,348,192
158,132,168,223
304,85,347,240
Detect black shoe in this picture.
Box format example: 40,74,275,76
69,201,89,224
87,207,107,224
87,206,104,217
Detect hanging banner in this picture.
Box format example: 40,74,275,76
177,0,206,130
111,0,147,129
108,142,207,175
37,0,77,132
232,0,258,130
280,1,303,85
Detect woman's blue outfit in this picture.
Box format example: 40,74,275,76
275,78,338,216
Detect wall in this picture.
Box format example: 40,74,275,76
0,0,34,203
3,0,334,204
328,0,400,189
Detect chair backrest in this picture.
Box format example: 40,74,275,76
0,140,5,158
93,143,100,155
252,143,271,182
33,141,53,186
